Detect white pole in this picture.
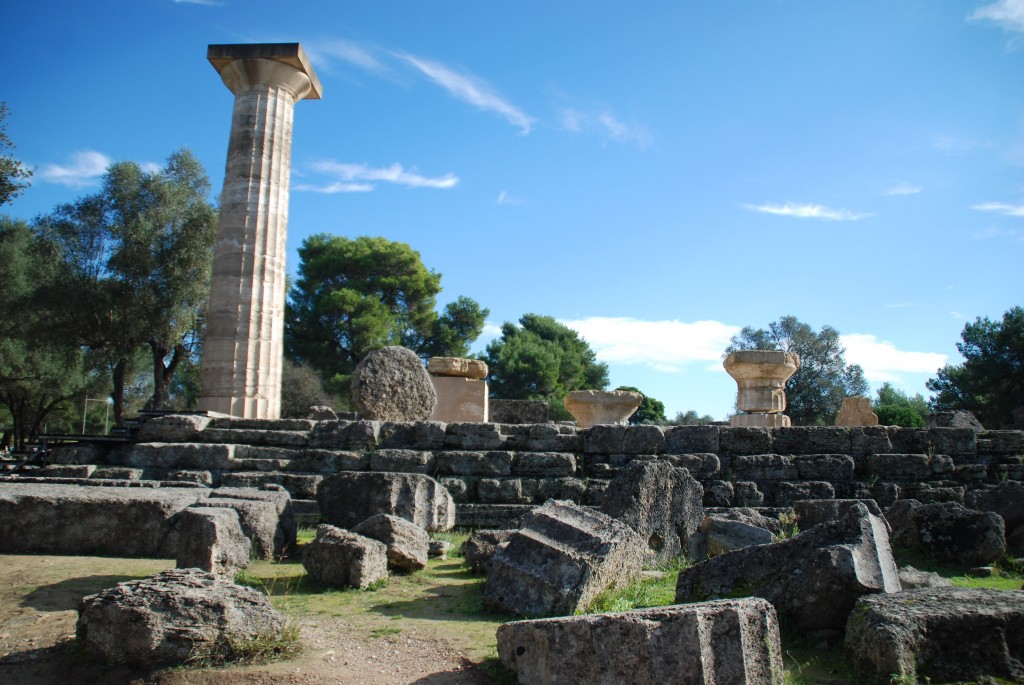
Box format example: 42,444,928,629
82,397,88,434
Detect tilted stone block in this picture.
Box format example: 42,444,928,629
793,499,885,531
198,497,286,559
484,500,647,617
497,598,785,685
845,588,1024,683
462,528,516,574
676,503,901,631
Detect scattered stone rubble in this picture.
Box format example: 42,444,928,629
497,598,785,685
76,568,284,667
845,587,1024,682
484,500,646,617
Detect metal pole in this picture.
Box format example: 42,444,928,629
104,402,110,435
82,397,88,434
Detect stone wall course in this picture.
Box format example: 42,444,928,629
513,452,577,477
434,451,514,477
730,454,798,481
369,449,434,474
794,454,855,481
444,423,504,450
772,426,852,455
663,425,719,454
719,427,773,455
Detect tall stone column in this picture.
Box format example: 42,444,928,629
199,44,322,419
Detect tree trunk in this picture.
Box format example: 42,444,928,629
111,359,127,427
145,341,185,411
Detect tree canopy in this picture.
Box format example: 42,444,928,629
873,382,928,428
616,385,667,424
725,315,868,426
484,314,609,421
35,149,217,423
927,306,1024,428
0,103,33,207
285,234,488,401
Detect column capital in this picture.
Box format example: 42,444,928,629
208,43,322,100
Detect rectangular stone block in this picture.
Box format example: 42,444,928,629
772,427,852,455
719,427,773,456
620,425,666,454
376,421,447,450
444,423,504,450
730,454,798,481
513,452,577,477
793,454,855,480
582,425,628,454
887,427,929,454
369,449,434,474
489,399,549,424
497,598,784,685
308,420,380,450
977,431,1024,455
429,376,488,423
927,427,977,459
127,443,235,470
774,480,835,506
501,424,583,452
220,471,322,499
434,451,514,477
859,454,932,480
850,426,893,456
664,425,720,454
662,453,721,479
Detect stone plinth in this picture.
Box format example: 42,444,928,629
198,44,321,419
428,357,488,379
724,350,799,429
564,390,642,428
430,376,488,423
835,396,879,427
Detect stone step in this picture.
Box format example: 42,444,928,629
195,428,310,448
219,471,323,499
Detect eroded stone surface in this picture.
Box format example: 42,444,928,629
461,529,515,574
352,513,429,572
835,396,879,427
497,598,785,685
351,346,437,421
428,356,488,379
317,471,455,532
174,506,251,576
301,525,388,589
563,390,642,429
484,500,647,617
845,587,1024,682
76,568,284,666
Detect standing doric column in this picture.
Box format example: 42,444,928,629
199,44,321,419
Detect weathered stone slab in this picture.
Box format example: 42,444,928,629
695,516,775,558
897,566,952,589
77,568,284,667
664,425,720,454
774,481,835,506
926,410,985,430
676,503,901,631
127,443,235,470
850,426,892,456
497,598,785,685
352,513,429,572
198,497,285,559
434,451,513,476
461,528,516,573
173,506,251,576
600,460,704,561
793,499,885,531
429,376,488,423
719,427,773,456
376,421,447,450
369,448,434,474
302,525,388,589
351,346,437,421
0,483,208,556
135,414,213,443
308,420,380,450
793,454,855,480
513,452,577,477
663,453,720,479
428,356,488,379
859,453,932,480
965,480,1024,534
489,399,549,424
845,587,1024,683
444,422,504,450
317,471,455,532
220,471,322,499
484,500,647,617
582,425,628,454
772,427,853,455
886,500,1005,566
730,454,797,481
620,425,666,454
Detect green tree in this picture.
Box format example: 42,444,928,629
927,307,1024,428
285,234,488,401
485,314,609,421
671,409,717,425
725,315,868,426
0,218,89,449
872,382,928,428
36,149,217,424
0,103,33,207
616,385,667,424
280,359,339,419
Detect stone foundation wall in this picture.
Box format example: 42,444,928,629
27,417,1024,527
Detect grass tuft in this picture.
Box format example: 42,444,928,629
185,623,302,668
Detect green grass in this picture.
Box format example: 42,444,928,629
892,546,1024,591
430,528,471,558
184,623,303,668
580,556,690,614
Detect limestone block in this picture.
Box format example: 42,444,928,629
497,598,785,685
369,448,434,474
731,413,792,428
835,396,879,426
483,500,647,617
793,499,885,531
429,375,488,423
136,414,213,442
664,452,721,479
352,513,430,572
676,503,901,631
719,427,773,455
772,426,853,455
351,346,437,421
461,529,515,574
428,356,488,379
173,507,251,576
774,481,835,506
444,422,504,449
376,421,447,449
563,390,642,428
793,454,855,480
621,424,667,453
301,525,388,589
76,568,284,667
434,451,513,477
664,424,720,454
512,452,577,477
730,454,798,481
317,471,455,532
488,399,549,424
582,424,628,454
199,497,287,559
845,588,1024,682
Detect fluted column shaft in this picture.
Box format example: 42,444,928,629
199,44,320,419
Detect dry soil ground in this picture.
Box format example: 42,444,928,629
0,552,504,685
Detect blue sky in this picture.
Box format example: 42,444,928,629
2,0,1022,419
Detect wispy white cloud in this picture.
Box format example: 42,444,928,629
931,134,991,154
304,39,387,74
398,53,533,134
972,201,1024,216
38,150,111,188
559,107,652,147
969,0,1024,35
743,202,873,221
949,311,965,319
497,190,525,206
558,317,741,373
296,161,458,193
973,225,1024,242
841,334,947,384
886,182,923,196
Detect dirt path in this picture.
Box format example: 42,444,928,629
0,555,500,685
